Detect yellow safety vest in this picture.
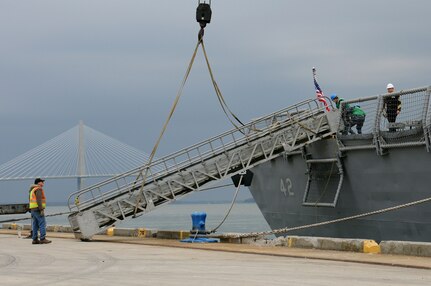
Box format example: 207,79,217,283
29,187,46,209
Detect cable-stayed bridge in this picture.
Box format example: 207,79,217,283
0,121,159,190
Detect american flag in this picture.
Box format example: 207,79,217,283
313,68,330,112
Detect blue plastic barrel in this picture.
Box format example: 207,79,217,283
191,212,207,232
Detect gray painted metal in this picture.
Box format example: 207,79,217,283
249,86,431,242
77,120,86,190
302,156,343,207
68,98,337,239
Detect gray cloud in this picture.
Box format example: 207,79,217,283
1,0,430,201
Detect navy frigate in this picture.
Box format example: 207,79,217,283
66,85,430,242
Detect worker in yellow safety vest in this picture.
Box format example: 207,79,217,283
29,178,51,244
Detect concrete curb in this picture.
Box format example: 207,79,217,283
248,236,373,253
3,223,431,257
2,223,188,240
106,227,188,239
215,234,431,257
380,241,431,257
287,236,366,253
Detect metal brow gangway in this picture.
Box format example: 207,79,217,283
68,98,338,239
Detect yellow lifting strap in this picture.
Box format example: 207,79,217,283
132,40,201,215
132,32,245,216
200,40,246,129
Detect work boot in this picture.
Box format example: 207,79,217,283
39,238,52,244
32,239,40,245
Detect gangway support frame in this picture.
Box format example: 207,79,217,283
68,98,337,240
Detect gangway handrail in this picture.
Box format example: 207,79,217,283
67,97,333,211
67,97,321,196
67,97,331,210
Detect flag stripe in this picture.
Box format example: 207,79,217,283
314,77,330,111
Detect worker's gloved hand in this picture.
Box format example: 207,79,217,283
40,209,45,217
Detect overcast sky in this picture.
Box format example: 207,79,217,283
1,0,430,202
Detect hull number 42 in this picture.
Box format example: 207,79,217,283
280,178,294,196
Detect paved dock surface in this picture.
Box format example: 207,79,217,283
1,233,431,286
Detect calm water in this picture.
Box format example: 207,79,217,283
2,203,272,234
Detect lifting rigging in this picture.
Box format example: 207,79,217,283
196,0,212,41
65,2,338,240
131,0,244,217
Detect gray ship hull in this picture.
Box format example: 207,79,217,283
249,136,431,242
249,86,431,242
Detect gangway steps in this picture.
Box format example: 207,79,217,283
68,99,339,239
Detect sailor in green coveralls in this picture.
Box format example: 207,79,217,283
331,94,366,135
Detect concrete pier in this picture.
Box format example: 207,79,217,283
1,231,431,285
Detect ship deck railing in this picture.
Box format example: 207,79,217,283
336,86,431,153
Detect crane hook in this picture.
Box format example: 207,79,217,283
196,0,212,41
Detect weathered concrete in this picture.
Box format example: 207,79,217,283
380,241,431,257
156,229,190,240
1,229,431,270
289,236,365,252
110,227,157,238
46,225,73,233
1,233,431,286
249,236,365,252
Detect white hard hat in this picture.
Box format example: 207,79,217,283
386,83,394,89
